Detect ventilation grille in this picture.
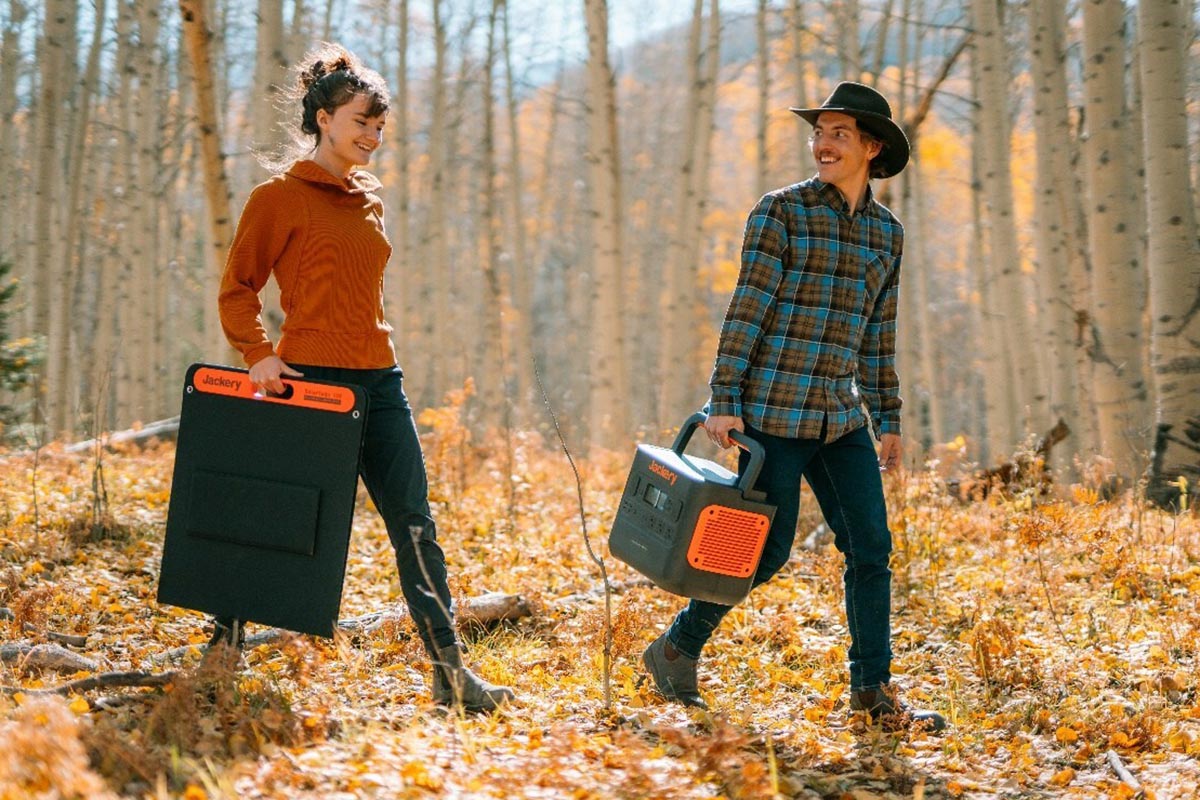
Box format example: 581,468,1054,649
686,505,770,578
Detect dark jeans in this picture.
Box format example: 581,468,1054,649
293,364,457,652
666,424,893,690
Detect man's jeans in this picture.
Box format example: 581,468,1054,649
666,424,893,690
293,364,457,652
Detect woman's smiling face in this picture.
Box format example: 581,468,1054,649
315,93,387,175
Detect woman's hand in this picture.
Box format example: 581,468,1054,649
249,356,303,396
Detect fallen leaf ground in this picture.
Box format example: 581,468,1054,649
1,408,1198,799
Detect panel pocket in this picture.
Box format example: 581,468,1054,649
186,470,321,556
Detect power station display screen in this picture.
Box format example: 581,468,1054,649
643,482,669,510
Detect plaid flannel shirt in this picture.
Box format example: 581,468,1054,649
708,177,903,442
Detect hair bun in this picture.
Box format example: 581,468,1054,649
300,47,357,92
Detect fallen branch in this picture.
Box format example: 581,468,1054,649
153,591,533,664
64,416,181,454
1106,749,1142,793
0,643,100,673
1,670,178,698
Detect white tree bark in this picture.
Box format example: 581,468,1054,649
1080,0,1150,482
970,0,1033,452
583,0,629,447
180,0,235,367
1027,0,1085,467
33,0,72,431
1137,0,1200,506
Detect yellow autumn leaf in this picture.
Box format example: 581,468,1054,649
68,695,90,715
1049,767,1075,787
182,786,207,800
1055,726,1079,743
1111,783,1138,800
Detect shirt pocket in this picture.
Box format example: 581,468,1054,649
861,250,891,309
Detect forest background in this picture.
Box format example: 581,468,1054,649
1,0,1200,798
0,0,1196,497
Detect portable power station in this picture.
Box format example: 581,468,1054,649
609,413,776,605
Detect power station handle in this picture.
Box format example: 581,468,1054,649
671,412,767,497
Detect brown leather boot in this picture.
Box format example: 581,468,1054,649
431,644,515,712
642,633,707,709
850,685,945,733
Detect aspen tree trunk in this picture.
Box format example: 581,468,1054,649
1027,0,1083,468
253,0,286,151
755,0,769,197
1080,0,1150,483
910,160,944,446
967,28,1010,464
254,0,288,344
0,1,27,261
893,0,932,454
1137,0,1200,507
893,0,915,447
390,0,413,364
106,1,136,427
531,54,566,401
476,0,505,424
132,1,162,424
583,0,629,447
439,14,479,402
834,0,862,78
970,0,1033,451
288,0,308,69
51,0,106,435
159,65,186,417
180,0,236,367
661,0,705,426
869,0,895,79
321,0,334,40
420,0,450,406
32,0,72,432
661,0,719,427
789,0,809,160
502,0,534,418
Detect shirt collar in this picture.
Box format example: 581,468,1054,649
287,159,383,195
811,176,878,217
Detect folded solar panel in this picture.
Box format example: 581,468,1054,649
157,363,367,637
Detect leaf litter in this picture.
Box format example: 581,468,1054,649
0,407,1197,798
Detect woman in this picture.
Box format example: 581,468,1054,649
216,44,514,712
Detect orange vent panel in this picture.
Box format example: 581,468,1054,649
686,505,771,578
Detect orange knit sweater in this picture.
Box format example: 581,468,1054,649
218,160,397,369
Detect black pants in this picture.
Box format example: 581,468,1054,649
293,364,456,652
667,425,893,690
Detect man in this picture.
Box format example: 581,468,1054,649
642,82,944,732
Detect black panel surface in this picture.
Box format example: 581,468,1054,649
157,363,367,637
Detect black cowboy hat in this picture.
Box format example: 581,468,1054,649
790,82,909,179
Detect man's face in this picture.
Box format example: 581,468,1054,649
809,111,881,191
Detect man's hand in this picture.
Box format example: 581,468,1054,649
249,355,303,396
878,433,903,472
704,414,745,449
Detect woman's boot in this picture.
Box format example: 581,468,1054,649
431,643,515,712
